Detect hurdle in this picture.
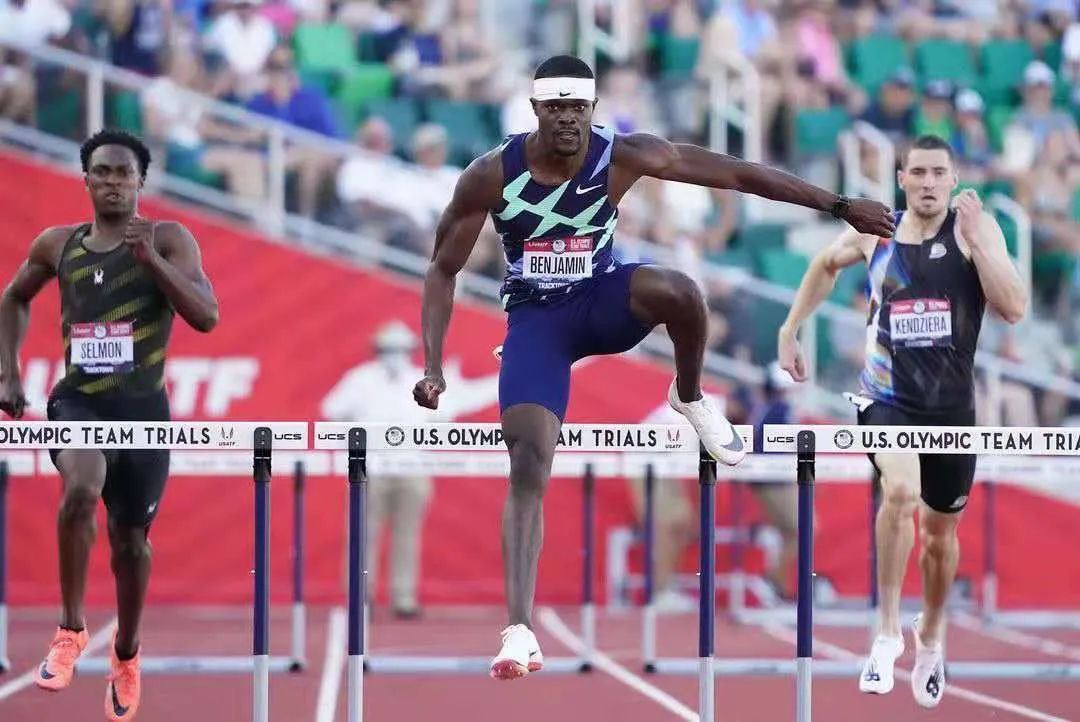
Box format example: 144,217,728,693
315,420,753,722
0,435,311,677
0,420,307,722
639,423,1080,716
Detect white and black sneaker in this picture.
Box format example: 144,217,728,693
858,634,904,694
911,614,946,708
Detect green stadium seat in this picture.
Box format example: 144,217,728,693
293,23,359,74
849,33,908,95
1073,187,1080,221
657,34,700,80
994,209,1019,257
362,98,421,154
734,222,787,251
106,89,142,135
706,247,755,271
915,39,976,87
760,248,810,289
985,104,1015,153
336,63,395,131
425,99,497,165
980,39,1034,105
794,106,850,156
1042,40,1063,73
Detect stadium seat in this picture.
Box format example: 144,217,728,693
985,104,1015,152
657,34,700,80
363,98,421,155
734,222,787,251
425,99,498,166
760,248,810,289
980,39,1034,105
994,209,1019,257
336,64,395,130
915,39,976,87
293,23,359,74
1073,187,1080,221
106,89,143,135
794,106,850,157
849,33,908,95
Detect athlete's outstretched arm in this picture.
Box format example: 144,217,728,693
0,227,67,417
777,228,877,381
954,190,1026,324
414,154,501,410
126,219,219,332
612,133,895,237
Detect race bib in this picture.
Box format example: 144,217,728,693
70,322,135,374
522,236,593,289
889,298,952,348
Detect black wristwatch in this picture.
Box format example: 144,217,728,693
830,195,851,219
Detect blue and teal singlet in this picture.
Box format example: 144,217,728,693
492,125,619,309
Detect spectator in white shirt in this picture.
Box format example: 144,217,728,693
202,0,277,99
0,0,71,122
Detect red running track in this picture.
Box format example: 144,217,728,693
1,606,1077,721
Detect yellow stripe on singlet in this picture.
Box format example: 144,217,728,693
64,246,88,262
67,264,101,284
101,297,151,322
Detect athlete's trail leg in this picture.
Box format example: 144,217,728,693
55,450,107,630
500,404,561,627
872,453,921,638
629,266,706,402
109,520,152,658
918,504,961,645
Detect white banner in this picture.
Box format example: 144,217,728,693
314,422,754,453
0,421,308,450
762,425,1080,456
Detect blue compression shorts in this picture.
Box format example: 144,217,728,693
499,263,652,421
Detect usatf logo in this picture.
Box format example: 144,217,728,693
664,428,682,449
385,426,405,447
219,426,238,447
834,429,854,450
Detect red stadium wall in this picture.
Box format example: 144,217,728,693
1,150,1078,610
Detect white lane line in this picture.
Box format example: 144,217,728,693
952,612,1080,662
315,606,347,722
537,607,698,722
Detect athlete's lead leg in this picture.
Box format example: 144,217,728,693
489,403,560,680
628,266,745,465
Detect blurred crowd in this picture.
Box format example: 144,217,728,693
2,0,1080,424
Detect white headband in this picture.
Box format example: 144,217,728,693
532,76,596,102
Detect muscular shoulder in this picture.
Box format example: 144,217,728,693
150,220,199,251
30,225,79,269
449,148,504,213
610,132,677,175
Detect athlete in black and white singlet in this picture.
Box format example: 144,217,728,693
859,209,987,414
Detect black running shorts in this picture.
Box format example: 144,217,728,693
857,400,976,514
47,388,171,527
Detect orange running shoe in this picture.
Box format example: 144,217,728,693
105,640,141,721
35,626,89,691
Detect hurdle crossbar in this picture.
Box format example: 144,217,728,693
317,421,754,722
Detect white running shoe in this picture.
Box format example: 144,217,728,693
858,633,905,694
489,624,544,680
667,379,746,466
911,614,946,708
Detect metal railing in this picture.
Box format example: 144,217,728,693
576,0,634,71
2,38,1073,420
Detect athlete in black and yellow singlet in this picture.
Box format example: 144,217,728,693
0,129,219,721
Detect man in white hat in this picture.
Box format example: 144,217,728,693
322,319,497,616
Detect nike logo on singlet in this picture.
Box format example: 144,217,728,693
575,183,603,194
